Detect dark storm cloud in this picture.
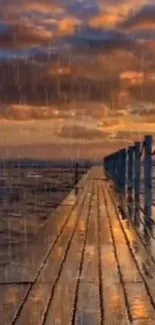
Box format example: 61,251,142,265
0,56,121,107
0,0,155,119
0,22,53,49
120,4,155,29
0,0,154,55
66,0,100,19
67,27,135,52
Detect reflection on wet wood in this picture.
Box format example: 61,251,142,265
74,183,100,325
0,284,29,325
99,181,130,325
1,167,155,324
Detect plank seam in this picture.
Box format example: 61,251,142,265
71,181,94,325
97,180,104,325
41,181,93,325
10,181,89,324
106,182,155,319
101,181,132,323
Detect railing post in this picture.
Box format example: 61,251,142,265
113,152,117,185
116,150,121,191
111,154,114,178
103,134,154,234
127,145,134,219
144,135,152,229
118,148,127,218
134,141,141,226
75,163,79,195
119,148,126,195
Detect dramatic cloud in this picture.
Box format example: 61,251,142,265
0,0,155,157
120,4,155,29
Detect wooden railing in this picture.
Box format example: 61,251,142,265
104,135,155,231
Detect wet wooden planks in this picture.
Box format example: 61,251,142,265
1,167,155,324
103,177,155,324
0,173,91,324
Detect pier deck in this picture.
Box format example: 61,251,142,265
1,167,155,325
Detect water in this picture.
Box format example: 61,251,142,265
0,165,85,266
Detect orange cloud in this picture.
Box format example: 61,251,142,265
89,3,136,28
89,13,121,28
58,17,81,35
3,1,65,19
24,2,64,15
0,1,81,48
89,1,155,28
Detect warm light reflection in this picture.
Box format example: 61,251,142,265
53,109,59,116
5,286,20,303
87,245,96,257
78,219,86,232
48,66,71,76
120,71,144,84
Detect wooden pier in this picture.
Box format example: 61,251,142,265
1,166,155,324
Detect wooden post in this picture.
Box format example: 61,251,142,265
75,163,78,194
134,141,141,226
144,135,152,229
120,148,126,195
104,155,111,178
110,154,112,177
113,152,117,184
127,146,134,218
112,153,115,180
110,154,113,178
116,151,120,190
118,150,121,189
118,148,127,218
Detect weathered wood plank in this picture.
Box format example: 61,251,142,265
103,283,130,325
88,166,104,179
0,284,29,325
103,182,142,283
10,181,92,324
1,166,155,325
112,188,155,313
11,284,53,325
42,182,93,325
0,179,89,284
132,319,155,325
105,179,155,323
98,180,130,325
37,181,90,282
125,282,155,321
74,181,101,325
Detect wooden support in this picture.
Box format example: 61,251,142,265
113,152,117,183
127,146,134,219
144,135,152,229
103,134,154,233
75,163,79,195
119,148,126,195
115,151,120,190
134,141,141,226
118,148,127,219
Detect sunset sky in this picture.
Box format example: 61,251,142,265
1,0,155,159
